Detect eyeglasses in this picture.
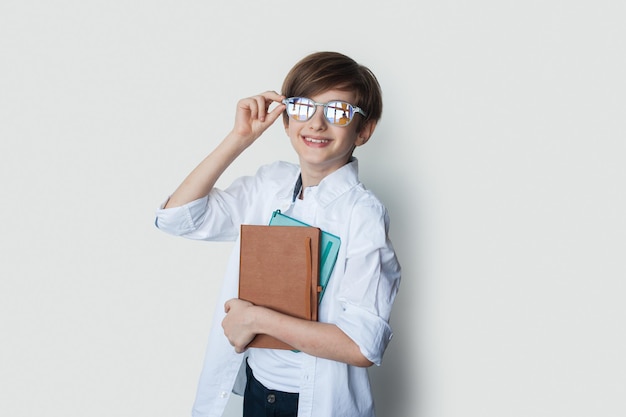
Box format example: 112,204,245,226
282,97,367,126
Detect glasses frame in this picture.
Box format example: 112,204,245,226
282,97,367,127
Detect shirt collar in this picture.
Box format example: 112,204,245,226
291,157,360,207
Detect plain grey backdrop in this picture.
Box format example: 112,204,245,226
1,1,624,416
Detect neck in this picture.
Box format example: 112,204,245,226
299,157,351,189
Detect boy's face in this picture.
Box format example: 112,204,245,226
284,89,373,179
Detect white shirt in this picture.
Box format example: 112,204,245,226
155,158,401,417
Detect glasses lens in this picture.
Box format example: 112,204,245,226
325,101,354,126
286,97,315,121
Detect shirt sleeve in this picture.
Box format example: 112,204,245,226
154,191,239,241
153,162,296,241
334,203,401,366
154,196,210,236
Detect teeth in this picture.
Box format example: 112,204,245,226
305,137,328,143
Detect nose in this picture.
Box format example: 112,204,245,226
306,104,328,130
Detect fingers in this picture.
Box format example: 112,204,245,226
222,298,249,353
222,328,247,353
232,91,286,140
222,299,255,353
238,91,285,123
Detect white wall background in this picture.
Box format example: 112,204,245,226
1,1,624,416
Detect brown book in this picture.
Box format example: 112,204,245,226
239,224,321,350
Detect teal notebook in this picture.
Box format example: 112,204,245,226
269,210,340,302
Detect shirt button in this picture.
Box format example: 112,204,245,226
219,391,228,399
267,394,276,404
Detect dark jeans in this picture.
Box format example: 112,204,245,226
244,361,299,417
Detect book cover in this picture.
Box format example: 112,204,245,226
269,210,340,301
239,224,321,350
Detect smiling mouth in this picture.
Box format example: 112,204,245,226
303,136,330,144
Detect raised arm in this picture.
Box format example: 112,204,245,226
164,91,285,208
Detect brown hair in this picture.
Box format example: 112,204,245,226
281,51,382,132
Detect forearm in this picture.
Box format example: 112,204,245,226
164,133,249,208
164,92,285,209
255,306,373,367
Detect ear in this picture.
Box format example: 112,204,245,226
355,120,377,147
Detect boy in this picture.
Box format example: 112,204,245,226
155,51,401,417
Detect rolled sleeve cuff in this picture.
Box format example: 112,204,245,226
335,303,393,366
154,196,208,236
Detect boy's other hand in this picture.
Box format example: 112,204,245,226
222,298,258,353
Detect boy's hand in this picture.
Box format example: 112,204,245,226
222,298,258,353
231,91,285,145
